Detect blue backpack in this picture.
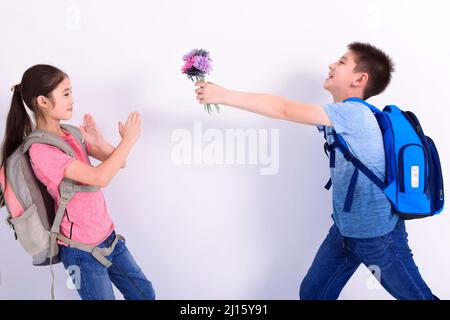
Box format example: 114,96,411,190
324,97,444,219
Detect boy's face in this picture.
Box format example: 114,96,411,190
323,50,364,96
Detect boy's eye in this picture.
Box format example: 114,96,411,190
339,61,344,64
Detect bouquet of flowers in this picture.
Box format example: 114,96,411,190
181,48,220,114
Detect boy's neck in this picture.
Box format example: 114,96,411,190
332,92,364,103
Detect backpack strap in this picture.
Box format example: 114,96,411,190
50,179,99,236
60,124,89,156
344,97,383,115
330,130,386,212
324,178,333,191
22,130,75,156
57,233,126,268
61,124,84,143
322,98,386,212
323,140,339,190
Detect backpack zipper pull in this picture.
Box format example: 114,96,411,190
8,221,17,240
11,224,17,240
0,196,4,209
7,221,17,240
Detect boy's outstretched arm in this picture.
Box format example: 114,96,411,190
195,82,332,127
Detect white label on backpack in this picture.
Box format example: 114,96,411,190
411,166,419,188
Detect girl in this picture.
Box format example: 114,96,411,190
1,64,155,300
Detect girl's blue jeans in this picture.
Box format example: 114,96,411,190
59,231,156,300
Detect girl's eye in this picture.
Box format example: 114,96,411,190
339,61,344,64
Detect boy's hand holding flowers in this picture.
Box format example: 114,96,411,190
194,81,227,106
181,48,220,114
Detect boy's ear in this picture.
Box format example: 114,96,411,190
352,72,369,88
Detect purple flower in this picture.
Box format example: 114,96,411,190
193,55,212,74
183,49,199,61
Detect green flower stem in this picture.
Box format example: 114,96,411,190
196,76,220,114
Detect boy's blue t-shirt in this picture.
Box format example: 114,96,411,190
318,100,398,238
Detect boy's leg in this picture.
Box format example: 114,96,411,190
356,219,436,300
59,244,115,300
107,236,156,300
300,224,361,300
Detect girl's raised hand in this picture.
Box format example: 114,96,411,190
79,114,106,148
118,112,141,145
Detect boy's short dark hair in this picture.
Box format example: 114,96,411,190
348,42,395,100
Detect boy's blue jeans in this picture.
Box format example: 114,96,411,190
300,218,437,300
59,231,156,300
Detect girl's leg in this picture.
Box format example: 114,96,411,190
58,244,115,300
107,238,156,300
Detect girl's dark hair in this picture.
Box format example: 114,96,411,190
1,64,67,174
348,42,395,100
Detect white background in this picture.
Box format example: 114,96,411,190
0,0,449,300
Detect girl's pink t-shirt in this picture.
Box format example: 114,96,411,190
28,129,114,246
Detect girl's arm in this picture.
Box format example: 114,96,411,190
64,112,140,188
89,142,126,168
195,82,332,127
80,114,125,168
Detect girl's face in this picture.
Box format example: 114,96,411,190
38,76,74,122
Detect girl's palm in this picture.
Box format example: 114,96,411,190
79,114,105,147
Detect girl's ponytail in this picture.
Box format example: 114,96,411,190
1,85,33,169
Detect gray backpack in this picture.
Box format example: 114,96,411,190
0,124,124,299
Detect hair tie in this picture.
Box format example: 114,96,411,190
11,83,22,93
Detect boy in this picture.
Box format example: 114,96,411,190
194,42,437,300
